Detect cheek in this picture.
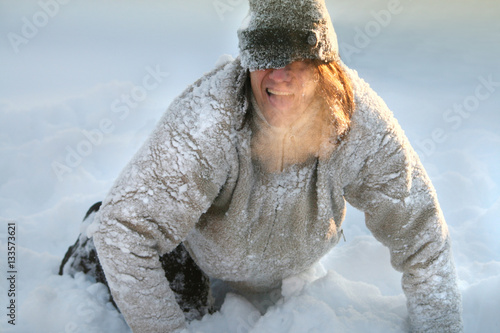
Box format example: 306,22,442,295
250,72,266,101
300,79,319,102
250,71,266,88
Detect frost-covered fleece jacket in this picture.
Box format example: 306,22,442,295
91,57,463,333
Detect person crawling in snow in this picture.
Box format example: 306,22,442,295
59,0,464,332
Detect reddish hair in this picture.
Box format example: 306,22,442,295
313,59,355,142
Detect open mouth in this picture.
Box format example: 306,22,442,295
266,88,293,97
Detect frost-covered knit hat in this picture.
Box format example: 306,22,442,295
238,0,339,70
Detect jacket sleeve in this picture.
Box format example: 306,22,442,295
91,78,236,332
341,71,463,332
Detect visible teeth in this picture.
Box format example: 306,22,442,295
267,89,293,96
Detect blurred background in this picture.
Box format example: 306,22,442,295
1,1,499,332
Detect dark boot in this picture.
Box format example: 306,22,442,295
160,243,213,320
59,201,212,320
59,202,105,281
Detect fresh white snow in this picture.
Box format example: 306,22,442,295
1,1,499,332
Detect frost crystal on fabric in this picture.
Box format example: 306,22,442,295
92,57,463,333
238,0,339,70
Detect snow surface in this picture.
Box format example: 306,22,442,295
1,0,499,332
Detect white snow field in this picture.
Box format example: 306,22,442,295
1,1,499,332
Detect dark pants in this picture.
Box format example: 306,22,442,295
59,202,212,321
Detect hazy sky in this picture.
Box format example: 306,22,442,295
1,0,498,105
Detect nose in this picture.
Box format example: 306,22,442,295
268,67,291,82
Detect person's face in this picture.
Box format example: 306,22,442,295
250,61,319,128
